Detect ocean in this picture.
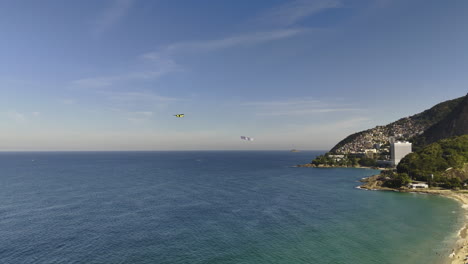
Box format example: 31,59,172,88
0,151,463,264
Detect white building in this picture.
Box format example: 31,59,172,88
408,183,428,189
329,155,345,161
364,149,377,159
390,141,412,166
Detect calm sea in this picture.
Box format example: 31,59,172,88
0,151,462,264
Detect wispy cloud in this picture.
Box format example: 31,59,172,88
93,0,135,34
70,57,179,89
243,98,361,116
126,111,154,123
371,0,394,9
243,99,321,107
98,90,183,113
4,110,41,123
60,99,75,105
255,0,342,27
71,77,113,89
101,91,180,104
6,110,27,123
256,108,361,116
322,116,371,129
141,28,307,60
58,90,182,122
164,28,305,52
140,0,337,71
82,0,335,91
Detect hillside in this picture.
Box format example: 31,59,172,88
396,135,468,186
329,95,465,154
411,93,468,149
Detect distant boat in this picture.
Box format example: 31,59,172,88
290,149,300,152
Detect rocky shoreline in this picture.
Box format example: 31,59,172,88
296,163,391,171
296,163,352,168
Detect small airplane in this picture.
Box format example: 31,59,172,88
174,114,184,118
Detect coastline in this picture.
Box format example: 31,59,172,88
296,163,389,170
360,177,468,264
416,190,468,264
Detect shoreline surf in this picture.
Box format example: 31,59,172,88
359,177,468,264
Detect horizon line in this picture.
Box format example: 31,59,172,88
0,149,326,153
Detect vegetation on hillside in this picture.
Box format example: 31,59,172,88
311,154,376,167
406,95,465,129
380,171,412,188
410,93,468,150
312,154,355,167
397,135,468,189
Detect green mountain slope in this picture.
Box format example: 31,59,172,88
411,93,468,149
396,135,468,187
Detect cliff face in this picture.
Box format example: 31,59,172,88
330,95,465,154
412,93,468,148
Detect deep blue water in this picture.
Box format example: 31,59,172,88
0,151,463,264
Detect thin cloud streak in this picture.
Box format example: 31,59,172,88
60,99,75,105
126,111,154,123
83,2,325,93
142,28,307,60
93,0,135,34
140,0,336,67
166,28,306,52
255,0,342,27
101,91,181,104
5,110,27,123
242,98,361,116
255,108,361,116
242,99,321,107
97,90,184,114
71,77,113,89
70,58,179,89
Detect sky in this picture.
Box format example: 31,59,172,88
0,0,467,151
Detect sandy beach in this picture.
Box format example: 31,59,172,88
396,189,468,264
359,176,468,264
433,190,468,264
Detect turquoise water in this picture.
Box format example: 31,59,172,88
0,151,463,263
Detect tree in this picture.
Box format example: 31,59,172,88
398,135,468,183
384,173,412,188
358,157,377,167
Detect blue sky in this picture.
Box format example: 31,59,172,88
0,0,467,150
